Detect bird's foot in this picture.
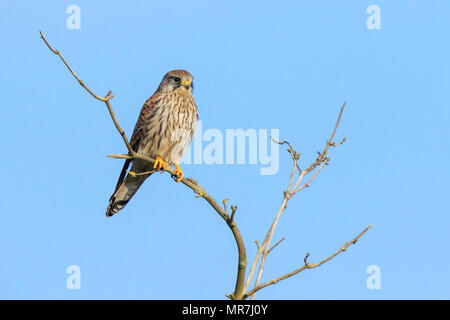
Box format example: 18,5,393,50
153,156,167,171
174,163,184,182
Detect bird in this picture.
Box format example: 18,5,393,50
106,69,198,217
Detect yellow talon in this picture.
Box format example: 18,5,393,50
153,156,166,171
174,163,184,182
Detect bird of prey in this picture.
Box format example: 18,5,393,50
106,70,198,217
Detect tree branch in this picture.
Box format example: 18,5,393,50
243,224,373,299
244,103,367,299
39,31,135,154
40,31,247,300
303,102,346,176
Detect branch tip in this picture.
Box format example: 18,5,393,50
222,199,229,213
268,237,286,254
230,205,238,222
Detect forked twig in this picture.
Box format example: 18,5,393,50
244,224,372,299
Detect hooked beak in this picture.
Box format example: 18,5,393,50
182,79,192,89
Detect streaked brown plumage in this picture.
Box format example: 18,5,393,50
106,70,198,217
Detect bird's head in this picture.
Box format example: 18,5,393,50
158,69,194,94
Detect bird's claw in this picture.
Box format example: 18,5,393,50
174,163,184,182
153,156,167,171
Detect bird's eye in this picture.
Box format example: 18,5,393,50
173,77,181,84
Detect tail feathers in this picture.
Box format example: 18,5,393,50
106,174,150,217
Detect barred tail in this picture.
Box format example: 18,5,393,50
106,172,151,217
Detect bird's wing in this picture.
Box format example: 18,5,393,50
112,93,160,193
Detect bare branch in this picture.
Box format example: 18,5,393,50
40,31,107,102
268,237,286,254
230,205,238,222
250,252,268,300
245,103,351,299
127,170,155,177
330,137,347,148
244,224,372,299
40,31,135,154
249,236,285,300
244,197,289,292
223,199,229,214
271,136,301,176
107,154,132,159
303,252,311,265
304,102,346,175
293,156,329,194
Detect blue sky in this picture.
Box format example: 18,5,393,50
0,1,449,299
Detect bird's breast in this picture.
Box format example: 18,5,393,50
140,93,197,163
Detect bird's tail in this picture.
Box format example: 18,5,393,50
106,171,152,217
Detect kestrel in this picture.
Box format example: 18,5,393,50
106,70,198,217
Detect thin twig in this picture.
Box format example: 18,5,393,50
244,197,289,293
39,31,107,102
127,170,154,177
223,199,229,214
304,102,346,175
268,237,286,254
271,137,301,175
293,157,329,194
244,224,372,299
245,104,351,299
249,236,285,300
230,205,238,222
39,30,135,154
